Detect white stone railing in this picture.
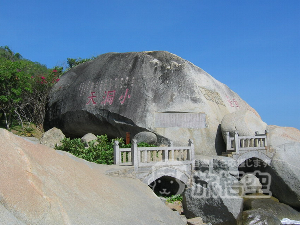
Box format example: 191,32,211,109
225,131,268,154
114,139,194,170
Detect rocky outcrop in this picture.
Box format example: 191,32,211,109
242,209,282,225
40,127,65,148
182,157,243,225
44,51,259,156
242,198,300,224
0,128,185,225
221,110,267,137
265,125,300,209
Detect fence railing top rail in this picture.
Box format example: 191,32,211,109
114,139,195,168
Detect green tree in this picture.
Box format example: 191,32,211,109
26,66,63,127
0,46,63,130
0,58,32,129
0,46,22,61
67,56,96,69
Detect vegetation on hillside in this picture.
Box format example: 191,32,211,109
0,46,96,134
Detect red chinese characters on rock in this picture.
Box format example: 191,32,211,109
86,89,131,106
226,96,239,108
119,89,131,105
86,92,97,105
101,90,116,105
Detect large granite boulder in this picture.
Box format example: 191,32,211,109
0,128,185,225
264,125,300,209
44,51,259,156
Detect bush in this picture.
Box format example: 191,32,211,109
0,46,63,130
165,194,183,203
55,135,156,165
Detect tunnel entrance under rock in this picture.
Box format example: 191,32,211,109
238,157,271,195
149,176,186,197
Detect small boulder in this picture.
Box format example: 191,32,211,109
221,110,267,137
81,133,98,147
40,127,65,148
239,174,263,195
134,131,157,145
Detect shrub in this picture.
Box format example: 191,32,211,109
55,135,156,165
165,194,183,203
0,46,63,130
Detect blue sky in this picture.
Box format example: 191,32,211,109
1,0,299,129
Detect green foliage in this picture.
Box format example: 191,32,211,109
0,58,33,128
67,56,96,69
55,135,157,165
0,46,23,61
0,46,63,130
165,194,183,203
55,135,118,165
0,46,98,132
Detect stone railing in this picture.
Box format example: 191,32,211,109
114,139,194,170
225,131,268,154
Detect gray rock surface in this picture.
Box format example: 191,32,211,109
242,209,282,225
40,127,65,148
44,51,259,156
221,110,267,137
239,174,263,195
183,158,243,225
0,128,185,225
187,217,206,225
265,125,300,209
243,198,300,221
134,131,157,145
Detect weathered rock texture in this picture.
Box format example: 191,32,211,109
81,133,98,147
40,127,65,148
134,131,158,145
265,125,300,209
221,110,267,137
0,129,185,225
183,157,243,224
44,51,259,155
243,198,300,223
239,174,263,195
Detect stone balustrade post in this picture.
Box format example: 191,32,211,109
169,141,174,161
131,139,138,171
114,140,120,165
265,130,268,147
188,139,194,161
234,131,239,154
225,132,231,151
